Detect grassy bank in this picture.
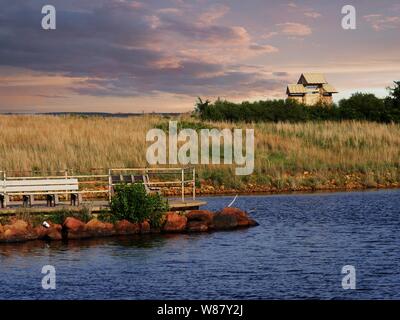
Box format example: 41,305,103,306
0,115,399,193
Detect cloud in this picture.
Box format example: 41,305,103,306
304,11,322,19
276,22,312,37
248,44,279,53
198,4,230,24
0,0,282,99
272,72,289,77
364,14,400,31
262,31,279,39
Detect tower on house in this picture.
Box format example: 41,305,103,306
286,73,338,105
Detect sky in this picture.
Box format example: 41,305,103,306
0,0,399,113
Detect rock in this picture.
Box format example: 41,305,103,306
186,210,214,225
63,217,86,233
186,221,209,232
86,219,115,237
34,226,48,239
1,220,37,242
115,220,140,235
35,223,63,241
47,224,63,240
162,213,187,233
248,218,259,227
213,212,238,230
140,221,151,234
213,207,258,230
63,217,90,239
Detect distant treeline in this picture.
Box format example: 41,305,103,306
196,81,400,123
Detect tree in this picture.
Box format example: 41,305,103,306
387,81,400,102
338,93,384,122
195,97,211,115
384,81,400,122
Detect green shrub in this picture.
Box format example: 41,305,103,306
46,208,93,225
110,183,169,227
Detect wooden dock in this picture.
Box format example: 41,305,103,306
0,199,207,216
0,167,206,216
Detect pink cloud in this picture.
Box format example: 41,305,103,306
248,44,279,53
199,4,230,24
304,11,322,19
276,22,312,37
364,14,400,31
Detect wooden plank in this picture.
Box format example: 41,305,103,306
4,179,78,186
5,185,79,192
0,200,207,215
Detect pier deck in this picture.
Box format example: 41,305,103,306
0,199,207,216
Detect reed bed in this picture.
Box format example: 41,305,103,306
0,115,399,191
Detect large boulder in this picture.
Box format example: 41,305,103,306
140,221,151,234
86,219,115,237
162,212,187,233
0,219,37,242
213,207,258,230
47,223,63,240
186,210,214,224
63,217,86,232
35,223,63,241
115,220,140,235
63,217,91,239
185,210,214,232
186,221,209,232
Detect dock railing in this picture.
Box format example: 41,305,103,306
0,167,196,203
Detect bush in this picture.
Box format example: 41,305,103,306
338,93,385,122
110,183,169,227
44,208,93,225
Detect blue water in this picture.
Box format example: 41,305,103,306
1,189,399,300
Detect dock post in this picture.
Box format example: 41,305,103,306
192,167,196,200
2,172,7,208
108,169,112,203
181,168,185,202
65,169,68,203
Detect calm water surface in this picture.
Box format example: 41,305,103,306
1,189,399,300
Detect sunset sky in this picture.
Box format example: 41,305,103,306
0,0,399,113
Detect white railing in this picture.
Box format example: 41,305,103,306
0,167,196,203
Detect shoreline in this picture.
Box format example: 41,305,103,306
0,208,258,244
173,183,400,198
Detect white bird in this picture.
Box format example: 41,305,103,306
227,195,238,207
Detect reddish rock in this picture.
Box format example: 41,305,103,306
162,213,187,233
213,207,258,230
35,223,63,241
186,221,209,232
213,212,238,230
63,217,86,232
34,226,48,239
115,220,140,235
47,224,63,240
63,217,91,239
140,221,151,234
186,210,214,225
86,219,115,237
1,220,37,242
221,207,252,227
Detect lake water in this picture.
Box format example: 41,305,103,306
1,189,399,300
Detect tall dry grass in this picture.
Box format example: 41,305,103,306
0,115,399,190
